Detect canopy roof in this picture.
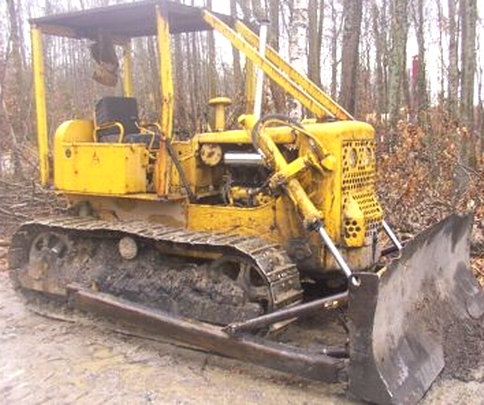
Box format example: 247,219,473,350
30,0,233,40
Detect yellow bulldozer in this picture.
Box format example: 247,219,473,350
8,2,484,404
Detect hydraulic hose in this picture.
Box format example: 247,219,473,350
250,113,303,157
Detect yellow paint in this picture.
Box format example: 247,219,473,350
156,6,173,139
54,119,94,143
66,193,187,225
155,6,173,196
66,191,170,202
31,2,384,275
123,41,133,97
342,196,366,246
304,120,379,243
168,140,222,196
199,144,223,166
54,121,148,194
31,25,49,186
240,114,323,229
187,202,279,242
208,97,231,131
245,60,256,113
195,127,295,145
93,121,125,142
270,156,312,185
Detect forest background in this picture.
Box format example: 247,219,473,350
0,0,482,267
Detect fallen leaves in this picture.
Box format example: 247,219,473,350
376,121,484,282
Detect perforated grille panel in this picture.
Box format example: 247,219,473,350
342,139,376,188
342,139,383,242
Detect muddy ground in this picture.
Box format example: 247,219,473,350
0,263,483,405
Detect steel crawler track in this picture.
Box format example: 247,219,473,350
7,215,349,385
8,216,303,312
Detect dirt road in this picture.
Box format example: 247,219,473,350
0,267,483,405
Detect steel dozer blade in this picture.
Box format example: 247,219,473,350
347,213,484,405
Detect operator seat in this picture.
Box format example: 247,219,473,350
94,96,160,148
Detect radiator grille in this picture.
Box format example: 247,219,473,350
342,140,383,240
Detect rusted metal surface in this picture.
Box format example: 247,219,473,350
224,291,348,336
347,213,484,405
67,284,348,383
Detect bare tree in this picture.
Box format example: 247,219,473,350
288,0,309,119
410,0,429,126
372,0,389,121
339,0,363,114
329,0,343,99
459,0,477,129
206,0,218,100
268,0,285,111
308,0,324,88
230,0,242,100
4,0,25,179
459,0,478,166
435,0,446,101
447,0,459,120
388,0,408,140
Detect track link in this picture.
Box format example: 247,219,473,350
8,216,303,323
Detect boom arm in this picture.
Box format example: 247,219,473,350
203,11,354,121
234,21,354,121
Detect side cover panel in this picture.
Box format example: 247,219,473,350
54,119,149,194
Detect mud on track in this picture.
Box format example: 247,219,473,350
0,269,483,405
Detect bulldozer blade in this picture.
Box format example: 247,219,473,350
347,213,484,405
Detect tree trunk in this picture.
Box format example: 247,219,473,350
447,0,459,121
339,0,363,115
147,36,162,115
478,63,483,159
436,0,446,104
372,1,388,119
230,0,242,102
308,0,323,88
388,0,408,143
206,0,218,99
329,0,341,100
459,0,477,130
268,0,285,111
174,33,188,131
288,0,309,120
459,0,477,166
237,0,252,20
6,0,25,180
237,0,256,113
251,0,265,20
411,0,429,127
